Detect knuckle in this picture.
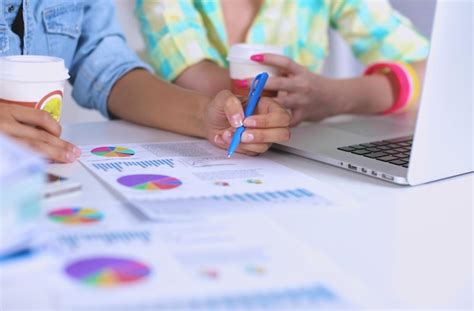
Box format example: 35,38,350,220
258,143,271,153
277,110,291,126
275,78,284,89
38,131,49,143
43,144,65,161
0,122,9,132
297,79,310,93
258,117,267,128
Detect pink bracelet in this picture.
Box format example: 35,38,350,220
364,62,412,115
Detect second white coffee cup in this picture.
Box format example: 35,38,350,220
227,44,284,96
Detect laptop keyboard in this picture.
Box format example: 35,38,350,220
337,137,412,168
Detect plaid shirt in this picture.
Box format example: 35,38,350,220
135,0,429,81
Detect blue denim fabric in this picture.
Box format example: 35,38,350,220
0,0,152,117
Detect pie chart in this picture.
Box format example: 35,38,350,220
65,257,151,287
91,146,135,158
48,207,104,224
117,174,182,191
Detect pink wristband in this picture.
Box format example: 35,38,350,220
365,62,411,115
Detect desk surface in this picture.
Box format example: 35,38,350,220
21,121,474,308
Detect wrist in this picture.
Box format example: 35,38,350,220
362,73,397,114
318,77,357,116
333,75,393,115
195,94,211,139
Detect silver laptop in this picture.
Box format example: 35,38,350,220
275,1,473,185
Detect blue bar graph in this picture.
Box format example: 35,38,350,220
154,283,341,309
59,231,151,249
211,188,323,203
92,159,175,172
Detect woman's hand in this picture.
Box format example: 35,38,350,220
249,54,427,125
205,90,291,156
0,103,81,162
249,53,349,126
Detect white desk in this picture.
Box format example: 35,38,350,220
7,120,474,309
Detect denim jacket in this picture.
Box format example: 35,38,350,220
0,0,151,117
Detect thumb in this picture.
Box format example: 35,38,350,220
217,90,244,128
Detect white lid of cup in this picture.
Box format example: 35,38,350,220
227,44,284,63
0,55,69,82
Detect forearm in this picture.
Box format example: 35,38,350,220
108,69,210,138
327,61,427,115
174,61,231,96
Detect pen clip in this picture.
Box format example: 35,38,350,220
248,73,262,98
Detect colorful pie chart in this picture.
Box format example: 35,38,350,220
91,146,135,158
48,207,104,224
65,257,151,287
117,174,182,191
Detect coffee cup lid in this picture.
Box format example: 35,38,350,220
0,55,69,82
227,44,284,63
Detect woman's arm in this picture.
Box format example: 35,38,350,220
173,60,231,97
250,54,426,126
107,69,291,156
332,60,427,115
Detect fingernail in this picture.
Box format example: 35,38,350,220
232,96,242,106
66,152,76,162
241,132,254,143
231,114,244,127
72,146,81,157
250,54,264,62
233,79,249,89
223,130,233,142
244,118,257,127
214,134,225,145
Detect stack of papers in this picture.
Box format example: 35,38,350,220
44,214,368,309
2,139,366,310
78,141,356,220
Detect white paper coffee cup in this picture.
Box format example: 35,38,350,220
227,44,284,96
0,55,69,121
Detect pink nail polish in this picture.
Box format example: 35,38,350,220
233,79,249,89
214,134,225,145
73,146,81,157
250,54,264,62
244,118,257,127
66,152,76,162
232,114,244,127
242,132,254,143
223,130,232,142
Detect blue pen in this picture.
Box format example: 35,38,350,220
227,72,269,158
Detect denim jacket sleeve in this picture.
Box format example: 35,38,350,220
69,0,152,118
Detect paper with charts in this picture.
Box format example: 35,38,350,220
79,140,353,206
44,213,368,309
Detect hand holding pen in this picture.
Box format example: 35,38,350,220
227,72,270,157
208,74,291,156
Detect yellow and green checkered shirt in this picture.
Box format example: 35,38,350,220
136,0,429,81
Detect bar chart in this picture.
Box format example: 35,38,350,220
211,188,327,204
92,159,175,172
